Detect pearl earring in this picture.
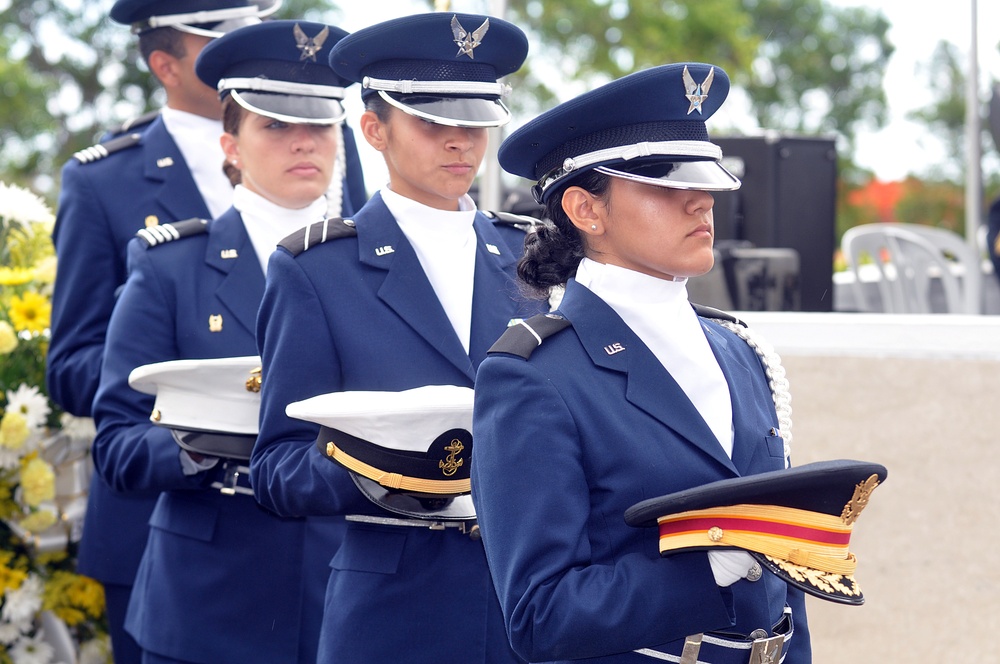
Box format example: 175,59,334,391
591,224,598,231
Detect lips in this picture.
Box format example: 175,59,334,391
443,162,474,174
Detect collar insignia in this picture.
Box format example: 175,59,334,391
451,15,489,59
682,65,715,115
294,23,329,62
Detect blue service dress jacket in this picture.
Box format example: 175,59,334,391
50,116,212,593
471,279,811,664
251,193,545,663
91,208,341,664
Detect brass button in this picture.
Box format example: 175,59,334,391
747,561,763,582
708,526,724,542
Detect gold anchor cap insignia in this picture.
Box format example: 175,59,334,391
438,438,465,477
450,15,489,59
294,23,329,62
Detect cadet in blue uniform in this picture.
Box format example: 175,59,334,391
250,13,542,663
90,20,354,664
471,64,812,663
46,4,286,661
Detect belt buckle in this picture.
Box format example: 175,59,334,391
749,633,783,664
219,462,241,496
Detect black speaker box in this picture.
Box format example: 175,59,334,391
711,135,838,312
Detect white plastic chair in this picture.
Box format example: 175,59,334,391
841,223,982,314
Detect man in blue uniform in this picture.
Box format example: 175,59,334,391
250,12,543,663
44,3,364,661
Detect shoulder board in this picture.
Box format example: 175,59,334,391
110,110,160,135
483,210,541,233
73,131,142,164
487,313,572,360
692,303,746,327
279,217,358,256
135,218,209,248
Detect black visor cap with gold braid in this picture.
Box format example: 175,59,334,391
624,459,887,605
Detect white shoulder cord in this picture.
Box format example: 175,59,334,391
325,123,346,217
709,318,793,464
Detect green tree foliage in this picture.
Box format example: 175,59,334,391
0,0,340,193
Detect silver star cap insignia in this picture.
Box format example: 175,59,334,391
451,15,489,59
294,23,329,62
682,65,715,115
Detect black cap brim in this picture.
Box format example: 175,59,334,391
231,90,345,125
350,474,477,520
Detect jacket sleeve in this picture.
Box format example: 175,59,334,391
47,161,127,416
250,247,370,518
90,240,205,494
471,354,735,662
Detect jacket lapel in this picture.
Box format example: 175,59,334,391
357,196,475,381
559,280,738,475
468,215,522,367
205,209,264,337
143,118,211,222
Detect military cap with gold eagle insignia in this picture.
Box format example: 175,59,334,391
110,0,280,37
328,12,528,128
286,385,477,520
625,459,888,605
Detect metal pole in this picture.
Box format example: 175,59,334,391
965,0,981,249
479,0,509,213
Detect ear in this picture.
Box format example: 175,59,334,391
562,186,606,237
220,132,239,168
359,109,388,152
148,49,184,90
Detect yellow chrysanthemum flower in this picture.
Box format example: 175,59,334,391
0,266,35,286
19,508,57,533
0,565,28,595
0,320,17,354
33,255,57,284
0,410,30,449
44,571,106,625
20,456,55,506
8,291,51,333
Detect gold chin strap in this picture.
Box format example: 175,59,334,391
324,442,471,495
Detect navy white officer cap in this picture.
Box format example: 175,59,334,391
328,12,528,128
499,62,742,203
286,385,477,520
625,459,888,605
195,20,351,125
128,356,262,460
110,0,281,37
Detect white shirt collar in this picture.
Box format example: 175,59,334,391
233,185,328,273
161,106,232,219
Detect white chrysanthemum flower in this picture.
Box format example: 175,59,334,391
9,631,55,664
6,384,51,431
0,182,55,229
1,574,44,624
78,633,112,664
0,617,30,645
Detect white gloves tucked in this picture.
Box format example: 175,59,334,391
708,550,758,587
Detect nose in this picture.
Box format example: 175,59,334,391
290,125,317,152
686,189,715,214
444,126,477,152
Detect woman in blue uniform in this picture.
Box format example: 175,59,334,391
90,20,355,664
250,12,543,664
471,64,811,663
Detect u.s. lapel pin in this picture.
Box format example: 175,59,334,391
209,314,223,332
220,249,238,259
375,245,394,256
486,243,501,255
604,342,625,355
156,157,174,168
